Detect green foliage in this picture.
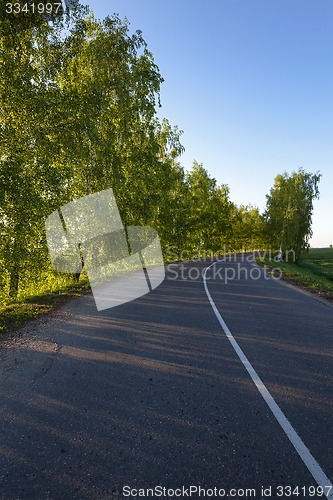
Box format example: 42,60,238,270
184,161,233,253
0,3,322,314
0,7,174,303
229,204,266,252
264,169,321,260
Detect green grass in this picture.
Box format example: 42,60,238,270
257,247,333,302
296,248,333,283
0,279,90,336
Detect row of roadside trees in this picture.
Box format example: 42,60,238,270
0,3,320,303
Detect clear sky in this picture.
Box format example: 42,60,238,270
81,0,332,247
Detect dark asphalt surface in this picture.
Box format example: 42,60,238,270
0,256,332,499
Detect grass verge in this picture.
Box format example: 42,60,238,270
0,280,90,337
257,247,333,303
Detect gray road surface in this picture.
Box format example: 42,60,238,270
0,256,332,499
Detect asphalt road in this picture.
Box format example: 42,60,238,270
0,256,332,500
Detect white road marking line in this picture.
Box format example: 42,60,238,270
203,261,333,500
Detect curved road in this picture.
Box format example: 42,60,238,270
0,256,332,499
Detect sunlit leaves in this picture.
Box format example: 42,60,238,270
264,169,321,260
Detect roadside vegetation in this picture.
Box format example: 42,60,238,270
258,248,333,302
0,2,331,334
0,275,90,335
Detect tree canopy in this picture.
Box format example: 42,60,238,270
0,4,321,303
264,169,321,261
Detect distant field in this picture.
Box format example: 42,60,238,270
297,247,333,283
303,247,333,260
258,247,333,302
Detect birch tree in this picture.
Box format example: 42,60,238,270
264,169,321,260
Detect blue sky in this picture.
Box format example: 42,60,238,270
83,0,332,247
